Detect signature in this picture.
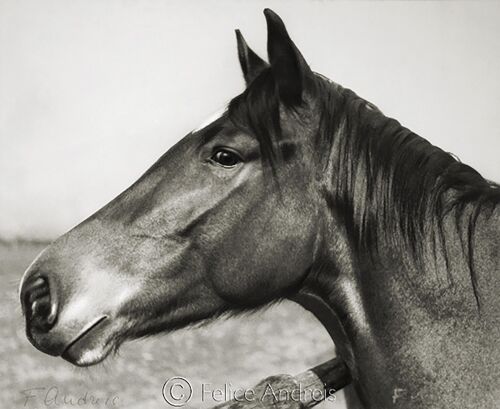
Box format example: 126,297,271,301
20,386,120,407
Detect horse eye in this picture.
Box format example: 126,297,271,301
211,149,242,168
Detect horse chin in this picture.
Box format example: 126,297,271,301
62,342,113,367
61,315,115,367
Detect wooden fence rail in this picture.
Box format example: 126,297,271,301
211,357,351,409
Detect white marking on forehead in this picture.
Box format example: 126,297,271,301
192,105,227,133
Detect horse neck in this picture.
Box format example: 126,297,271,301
319,89,500,312
310,94,500,407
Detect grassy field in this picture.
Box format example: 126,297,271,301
1,242,347,409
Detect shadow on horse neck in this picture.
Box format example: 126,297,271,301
20,9,500,409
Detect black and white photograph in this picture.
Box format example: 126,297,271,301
2,1,499,408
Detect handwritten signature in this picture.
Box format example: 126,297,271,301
20,386,120,407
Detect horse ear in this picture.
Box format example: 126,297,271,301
264,9,312,106
235,29,268,85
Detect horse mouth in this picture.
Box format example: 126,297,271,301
61,315,110,367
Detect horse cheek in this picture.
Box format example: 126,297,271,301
206,207,314,305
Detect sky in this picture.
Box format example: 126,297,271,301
1,0,499,240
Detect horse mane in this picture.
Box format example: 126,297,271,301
228,68,500,308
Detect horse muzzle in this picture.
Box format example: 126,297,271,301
19,257,128,367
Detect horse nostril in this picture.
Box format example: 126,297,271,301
21,274,58,332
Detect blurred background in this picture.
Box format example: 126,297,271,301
1,1,499,408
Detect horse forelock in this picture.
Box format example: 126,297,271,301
228,68,282,171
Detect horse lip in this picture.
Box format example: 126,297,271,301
61,315,108,359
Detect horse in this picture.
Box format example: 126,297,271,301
19,9,500,409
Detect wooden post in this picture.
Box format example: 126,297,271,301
211,357,351,409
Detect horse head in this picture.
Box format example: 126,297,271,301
20,9,326,367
